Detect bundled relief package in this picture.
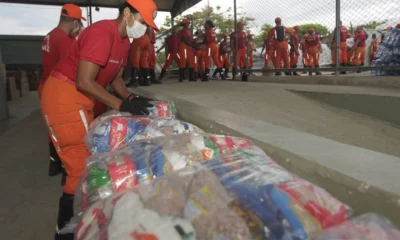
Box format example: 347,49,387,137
75,133,256,215
313,213,400,240
75,138,355,240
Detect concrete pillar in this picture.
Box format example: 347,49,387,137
0,48,9,122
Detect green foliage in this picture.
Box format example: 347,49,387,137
252,23,273,48
290,23,330,38
359,21,386,30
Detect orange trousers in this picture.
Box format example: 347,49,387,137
194,49,206,73
332,42,348,64
205,43,222,69
350,47,366,66
273,41,290,69
179,42,195,68
307,46,320,67
302,51,309,67
219,55,230,69
162,52,180,70
233,48,246,68
264,50,275,68
41,72,93,195
290,51,299,67
131,38,150,69
149,44,156,68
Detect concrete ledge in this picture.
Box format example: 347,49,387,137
290,90,400,127
135,88,400,227
235,75,400,88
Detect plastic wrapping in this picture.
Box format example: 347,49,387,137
75,140,353,240
85,115,203,154
75,134,261,214
313,213,400,240
372,28,400,76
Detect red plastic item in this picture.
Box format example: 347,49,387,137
110,118,128,151
108,155,138,192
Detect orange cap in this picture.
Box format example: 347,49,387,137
308,27,315,32
247,33,253,38
126,0,159,31
237,22,245,26
275,17,281,23
304,34,309,38
171,29,178,33
294,26,300,31
61,4,86,21
181,19,191,25
396,24,400,29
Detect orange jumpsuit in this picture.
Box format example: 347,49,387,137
299,40,309,67
218,39,230,69
130,34,150,68
351,31,367,66
332,25,348,65
179,27,195,68
193,37,206,73
267,25,292,69
263,37,275,68
148,28,156,68
162,35,180,70
41,20,130,195
205,28,222,69
289,33,299,67
305,34,321,67
246,41,254,68
369,37,379,63
230,30,247,68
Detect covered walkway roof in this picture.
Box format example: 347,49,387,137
0,0,200,18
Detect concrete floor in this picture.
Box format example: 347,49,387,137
1,81,400,239
140,81,400,157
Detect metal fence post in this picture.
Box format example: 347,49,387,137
335,0,341,75
233,0,238,79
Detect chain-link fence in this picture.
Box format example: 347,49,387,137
230,0,400,76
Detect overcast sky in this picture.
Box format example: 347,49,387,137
0,0,398,36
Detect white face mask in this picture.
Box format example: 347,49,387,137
126,15,147,39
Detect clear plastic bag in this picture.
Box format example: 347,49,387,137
313,213,400,240
75,140,353,240
85,115,203,154
75,133,261,214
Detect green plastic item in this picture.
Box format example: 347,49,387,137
87,163,112,192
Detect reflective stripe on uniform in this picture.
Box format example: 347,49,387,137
79,110,89,132
167,53,170,60
184,49,187,59
44,115,61,152
208,48,211,57
177,53,181,59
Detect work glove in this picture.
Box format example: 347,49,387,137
119,95,154,116
126,93,153,103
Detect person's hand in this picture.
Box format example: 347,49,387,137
126,94,153,103
120,95,154,115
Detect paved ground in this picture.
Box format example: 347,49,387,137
139,80,400,157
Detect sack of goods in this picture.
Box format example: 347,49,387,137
86,115,203,154
70,99,400,240
372,28,400,76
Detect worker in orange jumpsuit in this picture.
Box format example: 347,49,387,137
305,28,322,75
331,21,348,68
156,29,180,81
369,33,379,64
129,27,151,87
40,4,84,182
147,27,161,84
289,26,301,76
261,34,275,68
230,22,247,78
217,33,231,78
193,30,206,80
178,19,195,82
40,1,157,239
351,26,367,66
267,17,293,76
204,20,224,81
246,34,255,74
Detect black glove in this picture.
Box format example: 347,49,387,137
126,93,153,102
119,97,154,115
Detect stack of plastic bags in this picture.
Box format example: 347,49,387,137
372,27,400,76
70,100,400,240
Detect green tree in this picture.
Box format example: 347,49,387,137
360,20,386,29
252,23,273,48
293,23,330,38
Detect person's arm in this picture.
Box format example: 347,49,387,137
110,68,131,100
75,60,122,109
182,30,192,46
